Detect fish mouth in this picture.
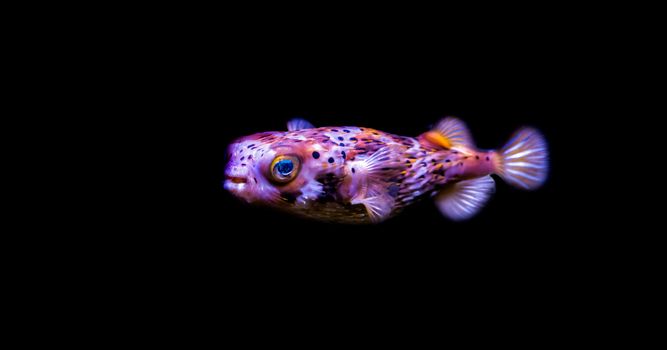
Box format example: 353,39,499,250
223,175,248,193
226,176,247,184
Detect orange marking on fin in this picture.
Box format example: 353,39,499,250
423,131,452,149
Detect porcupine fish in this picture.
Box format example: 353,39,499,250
224,117,548,224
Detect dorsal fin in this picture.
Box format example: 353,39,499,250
423,117,474,149
287,118,314,131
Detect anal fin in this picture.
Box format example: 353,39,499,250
435,176,495,221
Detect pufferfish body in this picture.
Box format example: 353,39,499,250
224,117,548,224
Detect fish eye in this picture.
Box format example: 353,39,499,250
270,155,300,183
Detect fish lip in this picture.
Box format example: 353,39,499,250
225,175,247,184
223,179,246,193
223,175,248,193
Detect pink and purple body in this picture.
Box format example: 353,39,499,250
224,117,548,224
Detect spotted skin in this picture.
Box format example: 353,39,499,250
224,118,547,223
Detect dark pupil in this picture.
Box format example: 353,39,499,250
275,159,294,176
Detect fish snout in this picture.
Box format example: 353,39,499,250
226,175,247,184
223,162,251,193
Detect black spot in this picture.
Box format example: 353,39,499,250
476,155,480,160
349,137,357,141
352,168,356,173
241,163,246,166
338,136,344,141
388,185,399,198
332,129,339,132
406,160,411,164
240,156,245,160
452,151,458,154
248,155,252,160
247,144,255,148
372,132,379,135
486,156,490,161
381,167,392,171
328,157,334,163
360,128,365,131
253,178,258,184
431,159,436,163
341,151,346,159
343,129,350,133
312,151,320,159
419,175,425,179
339,143,345,146
458,163,463,166
445,159,451,163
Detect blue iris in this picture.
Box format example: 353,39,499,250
275,159,294,176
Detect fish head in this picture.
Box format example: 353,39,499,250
224,130,332,207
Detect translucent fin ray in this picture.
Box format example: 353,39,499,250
496,128,548,190
287,118,315,131
435,176,495,221
425,117,474,149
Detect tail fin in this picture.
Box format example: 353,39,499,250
495,127,549,190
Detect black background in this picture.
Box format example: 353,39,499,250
127,57,610,319
145,57,593,272
100,11,622,309
48,8,650,335
7,4,653,341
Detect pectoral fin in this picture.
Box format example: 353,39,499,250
345,147,402,223
351,193,393,223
